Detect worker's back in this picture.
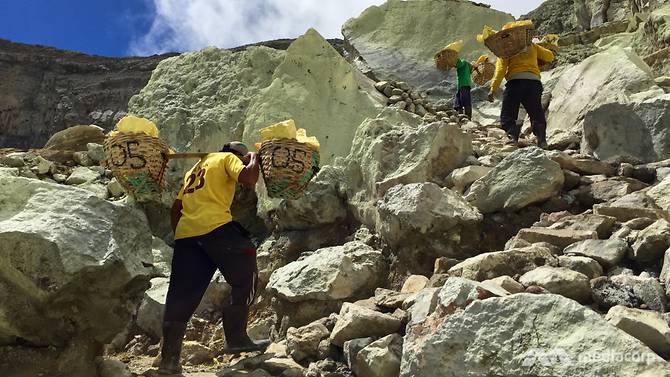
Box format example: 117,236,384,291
174,152,245,240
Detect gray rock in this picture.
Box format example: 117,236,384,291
0,152,26,167
519,266,591,303
445,165,492,194
611,275,667,312
353,334,402,377
563,238,628,269
0,167,19,178
0,176,153,376
286,322,331,362
448,245,559,281
330,303,402,347
404,288,440,326
401,293,668,377
86,142,106,163
583,94,670,163
516,228,598,248
343,337,375,370
465,147,564,213
107,178,126,198
377,183,482,261
485,276,525,294
558,255,604,279
591,276,644,311
35,156,54,175
630,219,670,264
400,275,429,294
97,358,132,377
65,166,100,185
606,305,670,359
267,241,386,303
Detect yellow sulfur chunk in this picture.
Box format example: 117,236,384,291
110,115,160,137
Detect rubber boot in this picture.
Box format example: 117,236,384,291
222,305,270,354
535,125,549,149
464,106,473,120
157,321,187,375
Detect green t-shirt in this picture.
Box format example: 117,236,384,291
456,59,472,88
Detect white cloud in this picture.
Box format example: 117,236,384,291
130,0,544,56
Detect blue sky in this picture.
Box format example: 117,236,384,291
0,0,544,57
0,0,155,57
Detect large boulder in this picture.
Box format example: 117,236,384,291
330,303,402,347
267,241,386,302
583,94,670,162
524,0,633,35
128,46,285,154
266,242,387,330
0,176,153,377
242,29,383,166
345,108,472,228
447,244,559,281
43,125,106,151
401,289,669,377
342,0,513,92
563,238,629,269
376,183,482,263
465,147,564,213
547,47,663,146
648,174,670,211
519,266,591,303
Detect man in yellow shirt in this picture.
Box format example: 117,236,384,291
488,42,555,149
157,141,267,375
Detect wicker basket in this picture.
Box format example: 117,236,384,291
472,62,496,86
101,133,171,200
259,138,320,200
434,49,458,71
484,25,533,59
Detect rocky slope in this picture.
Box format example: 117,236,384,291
2,0,670,376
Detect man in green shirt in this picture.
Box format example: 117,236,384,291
454,58,474,120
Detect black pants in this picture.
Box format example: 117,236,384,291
163,222,258,323
500,79,546,141
453,86,472,118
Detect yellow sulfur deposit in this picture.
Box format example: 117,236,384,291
108,115,160,138
256,119,320,151
502,20,534,30
541,34,560,46
474,54,490,65
443,40,464,53
476,25,498,43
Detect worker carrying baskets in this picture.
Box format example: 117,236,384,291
478,20,555,149
102,115,321,374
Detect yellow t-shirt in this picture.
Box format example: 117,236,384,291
490,44,555,92
175,153,245,240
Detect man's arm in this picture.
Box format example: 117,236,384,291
535,44,555,63
171,199,183,233
237,152,260,188
488,58,508,101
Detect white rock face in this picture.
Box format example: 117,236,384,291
266,241,386,302
242,28,383,166
65,166,101,185
0,176,153,375
466,147,564,213
630,219,670,263
445,165,492,194
377,183,482,259
330,303,402,347
129,46,285,154
606,305,670,358
342,0,513,91
519,266,592,303
547,47,663,145
401,292,668,377
583,94,670,162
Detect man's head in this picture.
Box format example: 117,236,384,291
221,142,249,157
